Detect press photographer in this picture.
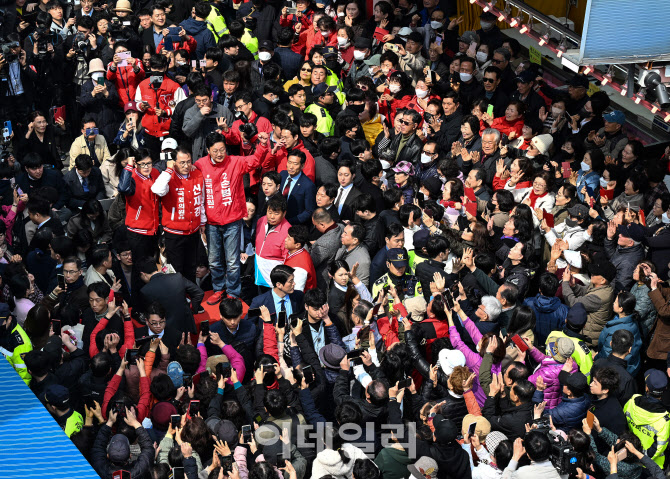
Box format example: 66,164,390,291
0,34,34,129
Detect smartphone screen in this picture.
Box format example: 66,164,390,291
398,378,411,389
347,349,364,360
173,467,185,479
586,410,595,429
468,421,477,436
200,320,210,335
125,348,139,365
435,36,442,46
115,400,127,418
242,424,252,442
183,374,193,388
247,308,262,317
188,400,200,416
217,362,231,379
486,104,494,117
57,274,65,289
114,291,123,307
52,319,61,336
276,453,286,468
171,414,181,428
277,311,286,329
303,365,315,384
444,290,455,309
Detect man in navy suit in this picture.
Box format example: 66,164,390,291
246,264,304,321
208,296,259,374
274,28,303,81
280,150,317,225
63,154,106,210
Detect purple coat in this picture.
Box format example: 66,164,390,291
449,318,503,407
528,347,577,409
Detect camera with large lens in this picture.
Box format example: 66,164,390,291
534,418,578,478
0,38,19,63
73,32,89,55
239,121,258,140
109,17,130,43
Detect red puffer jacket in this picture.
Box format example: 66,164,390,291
135,77,186,137
106,59,146,108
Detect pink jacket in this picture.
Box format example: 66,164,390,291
449,319,503,407
528,347,577,409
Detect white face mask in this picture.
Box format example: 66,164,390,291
580,161,591,172
258,51,271,62
459,72,473,82
430,21,443,29
337,36,348,47
389,84,401,93
421,153,433,164
599,177,609,188
663,212,670,224
552,107,564,118
480,21,494,29
353,50,366,60
176,61,187,66
476,51,488,63
381,68,390,75
91,72,104,82
415,88,428,99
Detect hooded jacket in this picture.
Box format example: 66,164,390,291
311,444,368,479
604,240,644,292
179,17,216,59
595,314,643,376
528,347,578,409
524,295,568,347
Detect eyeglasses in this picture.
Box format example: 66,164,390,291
119,252,131,257
301,67,312,72
63,269,80,275
148,320,166,326
137,162,153,168
533,181,547,188
482,78,496,83
210,148,226,155
399,119,413,126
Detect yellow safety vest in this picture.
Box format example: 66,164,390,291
624,394,670,467
304,104,334,137
241,29,258,59
545,330,594,378
1,324,33,385
206,6,228,41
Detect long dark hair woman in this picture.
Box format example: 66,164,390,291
19,111,67,169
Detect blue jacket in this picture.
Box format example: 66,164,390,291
280,171,317,226
524,295,569,347
576,170,600,202
535,388,591,432
113,120,147,149
179,18,216,60
595,314,643,376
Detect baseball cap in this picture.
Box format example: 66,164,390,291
515,69,535,84
617,223,645,243
313,83,337,97
124,101,139,113
603,110,626,125
354,37,372,50
548,337,575,363
645,369,668,394
398,27,412,38
484,431,508,457
108,434,131,463
567,204,589,220
0,302,10,319
161,138,178,150
565,303,587,328
363,54,381,67
480,11,497,21
458,31,479,44
322,46,337,57
43,384,70,409
413,229,431,251
408,457,438,479
567,74,590,88
258,39,274,51
587,259,616,283
216,419,239,445
386,248,409,267
432,414,458,444
561,371,589,394
392,160,414,175
437,348,466,375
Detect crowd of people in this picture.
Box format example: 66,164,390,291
2,0,670,478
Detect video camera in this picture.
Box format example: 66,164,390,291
535,418,578,478
109,17,130,43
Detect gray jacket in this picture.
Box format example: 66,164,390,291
182,103,234,159
335,244,371,288
310,223,345,292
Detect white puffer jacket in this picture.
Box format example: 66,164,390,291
311,444,368,479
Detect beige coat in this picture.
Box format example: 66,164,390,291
562,281,614,346
68,135,111,169
100,158,120,197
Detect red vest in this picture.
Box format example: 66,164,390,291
160,168,204,235
124,167,160,235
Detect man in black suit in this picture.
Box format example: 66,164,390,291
63,154,106,211
258,171,281,217
280,150,316,225
246,264,304,321
334,158,362,223
27,197,65,238
16,153,69,212
137,258,204,351
141,5,169,53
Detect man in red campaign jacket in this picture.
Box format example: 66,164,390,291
134,54,186,155
219,91,273,191
265,122,316,182
118,150,160,302
151,146,205,283
195,131,271,305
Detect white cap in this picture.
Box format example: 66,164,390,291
437,349,466,375
398,27,413,37
563,249,582,268
161,138,178,150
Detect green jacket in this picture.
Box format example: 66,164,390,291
0,323,33,385
375,447,412,479
624,394,670,467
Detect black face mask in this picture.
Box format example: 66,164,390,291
486,200,495,212
578,107,590,120
565,218,578,228
349,103,365,114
